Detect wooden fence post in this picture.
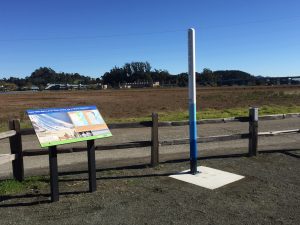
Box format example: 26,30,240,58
8,119,24,181
151,113,159,167
248,107,258,156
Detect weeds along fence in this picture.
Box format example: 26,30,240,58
1,107,299,181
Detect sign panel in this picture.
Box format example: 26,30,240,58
27,106,112,147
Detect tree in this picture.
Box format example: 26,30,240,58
102,62,155,87
200,68,217,86
177,73,188,87
28,67,57,86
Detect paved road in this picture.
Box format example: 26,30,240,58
0,117,299,178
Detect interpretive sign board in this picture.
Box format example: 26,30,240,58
27,106,112,147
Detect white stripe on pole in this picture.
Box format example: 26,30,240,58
188,28,196,105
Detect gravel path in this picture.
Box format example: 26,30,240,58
0,151,299,225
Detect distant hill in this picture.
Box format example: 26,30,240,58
196,69,256,86
213,70,254,80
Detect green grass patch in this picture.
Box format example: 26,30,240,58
106,105,300,123
0,176,49,195
259,105,300,115
160,105,300,121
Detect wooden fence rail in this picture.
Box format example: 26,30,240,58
0,129,16,166
0,130,16,140
18,112,300,136
160,133,250,146
1,109,299,181
0,154,16,166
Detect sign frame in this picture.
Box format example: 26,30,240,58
27,105,112,148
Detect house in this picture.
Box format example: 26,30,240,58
30,85,39,91
45,83,87,90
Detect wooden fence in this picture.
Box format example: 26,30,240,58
1,108,299,182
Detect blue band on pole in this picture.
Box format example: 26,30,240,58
189,103,198,174
189,103,197,159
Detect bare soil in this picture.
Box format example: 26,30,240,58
0,85,299,122
0,152,299,225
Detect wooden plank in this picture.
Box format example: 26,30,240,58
283,113,300,119
160,133,249,146
170,121,189,126
158,121,172,127
157,113,299,125
0,154,16,165
108,121,152,129
259,114,284,120
227,116,249,122
201,133,249,142
0,130,16,140
95,141,151,150
161,138,189,146
23,148,50,156
20,128,35,135
259,129,300,136
162,117,250,127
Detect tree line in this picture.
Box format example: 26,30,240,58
0,67,99,91
0,61,267,91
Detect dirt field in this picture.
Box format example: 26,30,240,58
0,152,299,225
0,86,299,123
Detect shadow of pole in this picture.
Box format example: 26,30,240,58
0,190,89,208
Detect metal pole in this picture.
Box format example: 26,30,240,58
188,28,198,174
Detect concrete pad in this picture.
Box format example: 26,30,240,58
170,166,244,190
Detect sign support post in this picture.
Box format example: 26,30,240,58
47,140,97,202
49,145,59,202
87,140,97,192
188,28,198,175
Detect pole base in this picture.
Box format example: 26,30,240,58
190,160,199,175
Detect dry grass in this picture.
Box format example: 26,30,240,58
0,85,299,127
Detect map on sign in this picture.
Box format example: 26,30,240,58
27,106,112,147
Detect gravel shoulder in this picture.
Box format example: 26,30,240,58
0,151,299,225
